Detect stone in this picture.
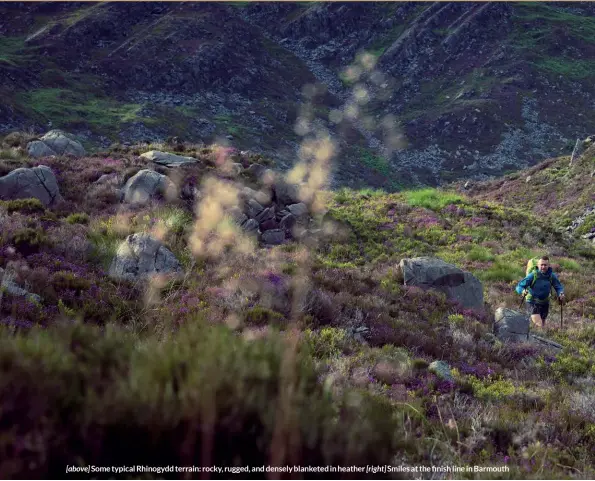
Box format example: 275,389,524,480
35,130,85,157
246,198,264,218
245,163,267,179
139,150,198,166
227,206,247,226
287,202,308,218
26,140,57,158
494,307,530,342
255,206,275,223
121,169,176,205
241,218,259,233
0,266,42,305
259,218,279,231
0,165,62,206
108,233,182,282
399,257,484,310
274,180,301,206
280,213,297,231
428,360,453,381
261,229,285,245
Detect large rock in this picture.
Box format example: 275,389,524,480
0,165,62,206
27,140,57,158
122,169,176,205
140,150,198,166
399,257,484,309
108,233,182,282
274,180,302,206
494,308,530,342
27,130,86,157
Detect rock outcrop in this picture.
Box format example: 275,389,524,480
0,165,62,206
139,150,199,167
494,307,529,342
399,257,484,309
26,130,86,158
121,169,177,205
108,233,182,282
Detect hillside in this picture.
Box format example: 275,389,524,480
0,128,594,478
2,2,595,190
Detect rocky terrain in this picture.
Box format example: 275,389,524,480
2,2,595,191
0,126,594,477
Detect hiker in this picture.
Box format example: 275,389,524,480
515,256,565,328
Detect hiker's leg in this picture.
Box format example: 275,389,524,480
526,303,543,327
531,314,544,327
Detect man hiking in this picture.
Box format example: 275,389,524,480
515,256,565,328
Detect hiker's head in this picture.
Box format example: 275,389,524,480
538,256,550,273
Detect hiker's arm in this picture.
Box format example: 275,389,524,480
515,274,534,294
552,273,564,297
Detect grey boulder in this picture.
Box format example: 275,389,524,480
109,233,182,282
27,130,86,157
399,256,484,309
140,150,198,167
122,169,176,205
0,165,62,206
27,140,57,158
494,307,530,342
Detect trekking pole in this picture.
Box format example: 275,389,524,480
560,297,563,329
519,291,527,309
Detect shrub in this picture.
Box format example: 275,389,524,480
0,321,401,477
243,306,286,326
303,327,348,359
404,188,465,211
0,198,45,214
65,212,90,225
467,245,495,262
10,227,50,255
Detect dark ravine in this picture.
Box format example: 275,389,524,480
1,1,595,189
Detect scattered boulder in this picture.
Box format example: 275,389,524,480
428,360,454,382
108,233,182,282
121,169,176,205
0,165,62,206
140,150,198,167
273,179,302,206
494,307,529,342
0,266,42,305
27,130,85,157
27,140,57,158
260,229,285,245
287,202,308,218
399,257,484,309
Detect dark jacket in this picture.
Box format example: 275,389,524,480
515,267,564,304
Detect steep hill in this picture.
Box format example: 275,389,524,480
0,130,594,477
2,1,595,190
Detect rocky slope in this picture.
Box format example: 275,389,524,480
2,1,595,190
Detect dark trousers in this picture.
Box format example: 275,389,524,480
526,302,549,323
